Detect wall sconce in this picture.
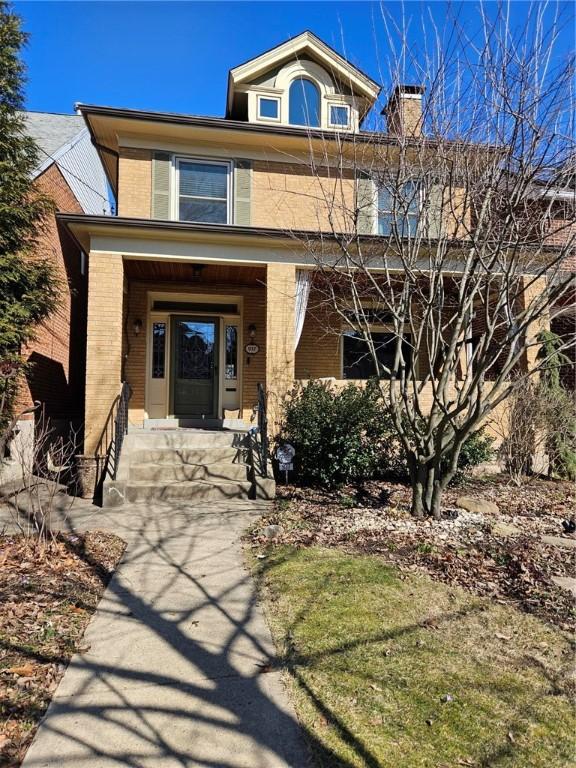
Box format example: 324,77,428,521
133,319,143,336
248,323,257,340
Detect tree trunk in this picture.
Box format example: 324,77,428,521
409,457,450,519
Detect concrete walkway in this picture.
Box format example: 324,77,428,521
20,499,311,768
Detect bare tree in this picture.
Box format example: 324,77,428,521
3,410,79,541
292,2,575,517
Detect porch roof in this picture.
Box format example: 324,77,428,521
57,212,331,267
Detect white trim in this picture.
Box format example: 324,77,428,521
256,94,281,123
144,291,243,420
91,235,318,266
228,31,380,105
172,155,233,225
328,103,351,129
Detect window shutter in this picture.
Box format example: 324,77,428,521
426,184,444,239
151,152,171,220
234,160,252,226
357,173,376,234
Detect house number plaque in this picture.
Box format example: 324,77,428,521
245,343,260,355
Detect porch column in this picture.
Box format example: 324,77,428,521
84,252,124,455
520,275,550,372
265,263,296,434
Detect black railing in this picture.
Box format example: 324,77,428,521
246,382,269,479
257,382,269,478
112,381,131,478
95,381,132,481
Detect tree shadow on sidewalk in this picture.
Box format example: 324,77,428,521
19,502,375,768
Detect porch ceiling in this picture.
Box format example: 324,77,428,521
123,259,266,286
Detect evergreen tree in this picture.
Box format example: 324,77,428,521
0,1,58,427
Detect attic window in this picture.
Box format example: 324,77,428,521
329,104,350,128
289,78,320,127
258,96,279,120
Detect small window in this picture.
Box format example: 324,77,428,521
258,97,279,120
152,322,166,378
343,330,412,380
378,180,420,237
178,159,230,224
329,104,349,128
289,78,320,127
225,325,238,380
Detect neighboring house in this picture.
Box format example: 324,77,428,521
5,112,110,480
55,31,574,464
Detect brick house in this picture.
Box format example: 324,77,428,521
4,112,110,481
54,32,574,502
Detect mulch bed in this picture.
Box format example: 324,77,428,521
251,476,575,632
0,531,126,767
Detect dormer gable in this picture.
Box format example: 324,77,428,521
226,31,380,132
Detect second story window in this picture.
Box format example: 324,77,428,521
378,180,420,237
289,78,320,127
177,159,230,224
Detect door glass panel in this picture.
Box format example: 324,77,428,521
173,319,217,416
225,325,238,380
151,322,166,378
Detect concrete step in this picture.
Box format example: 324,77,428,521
131,447,242,465
130,430,246,450
125,480,252,503
130,462,249,483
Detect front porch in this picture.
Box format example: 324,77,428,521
84,256,298,455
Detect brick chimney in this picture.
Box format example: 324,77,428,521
383,85,425,137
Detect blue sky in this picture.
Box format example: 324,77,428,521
15,1,575,118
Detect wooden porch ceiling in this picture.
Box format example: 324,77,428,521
123,259,267,286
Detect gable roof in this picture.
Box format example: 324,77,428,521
24,111,85,168
227,30,381,117
23,111,111,216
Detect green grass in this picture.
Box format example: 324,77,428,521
256,547,575,768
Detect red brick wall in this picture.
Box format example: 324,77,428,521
14,163,87,421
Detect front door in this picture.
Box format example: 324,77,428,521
171,317,218,417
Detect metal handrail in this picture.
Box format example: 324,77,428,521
94,381,132,481
254,382,269,478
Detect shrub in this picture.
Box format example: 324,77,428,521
498,373,576,484
279,380,397,488
457,429,495,470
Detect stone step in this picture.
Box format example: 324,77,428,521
130,430,246,450
125,480,252,504
131,447,242,466
130,462,249,483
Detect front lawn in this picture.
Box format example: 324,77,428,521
255,546,575,768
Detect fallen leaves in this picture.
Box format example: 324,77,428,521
254,477,575,633
5,664,35,677
0,531,125,767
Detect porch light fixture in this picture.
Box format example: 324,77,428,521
248,324,257,340
133,319,143,336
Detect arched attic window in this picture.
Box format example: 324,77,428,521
289,77,320,127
